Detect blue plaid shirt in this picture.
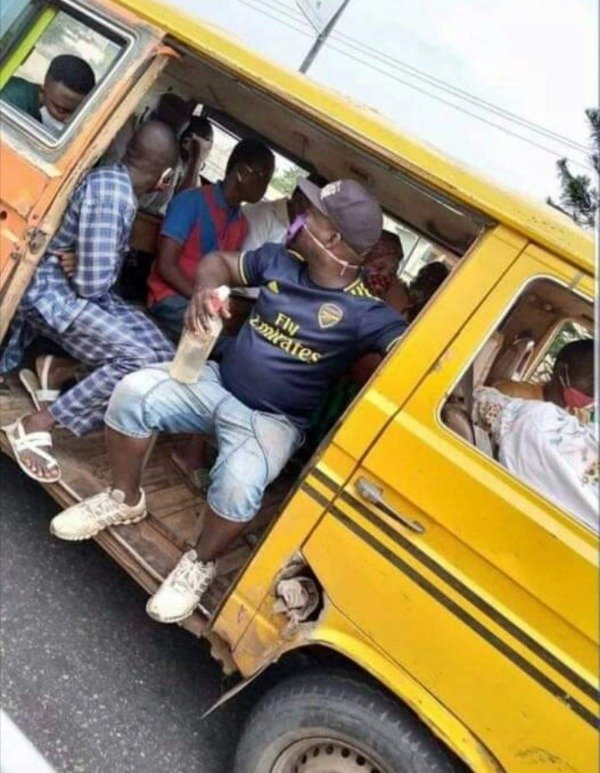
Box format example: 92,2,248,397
0,163,137,372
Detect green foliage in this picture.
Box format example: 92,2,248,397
546,109,599,229
270,167,307,196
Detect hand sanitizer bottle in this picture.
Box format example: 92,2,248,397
169,286,230,383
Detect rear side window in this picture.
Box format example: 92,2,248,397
0,0,129,142
440,277,596,532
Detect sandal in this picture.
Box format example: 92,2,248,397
2,416,61,483
19,355,60,411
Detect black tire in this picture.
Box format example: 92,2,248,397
233,668,462,773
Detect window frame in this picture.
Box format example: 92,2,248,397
523,316,593,383
435,271,594,527
0,0,136,154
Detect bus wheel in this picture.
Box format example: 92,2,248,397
233,668,459,773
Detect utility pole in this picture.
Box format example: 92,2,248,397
297,0,351,74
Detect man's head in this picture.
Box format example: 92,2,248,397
150,92,194,135
123,120,179,195
405,261,449,322
552,338,595,407
41,55,96,129
180,116,214,163
293,179,383,275
363,231,404,296
225,139,275,203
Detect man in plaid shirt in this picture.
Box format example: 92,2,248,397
1,121,179,483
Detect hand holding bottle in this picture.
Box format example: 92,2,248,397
171,286,230,383
185,286,231,336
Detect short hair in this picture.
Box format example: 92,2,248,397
307,170,328,187
184,115,213,141
415,260,449,285
47,55,95,95
556,338,594,365
367,231,404,265
226,138,274,175
153,92,192,130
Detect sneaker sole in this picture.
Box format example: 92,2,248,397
145,602,197,625
50,511,147,541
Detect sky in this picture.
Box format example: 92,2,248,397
175,0,597,204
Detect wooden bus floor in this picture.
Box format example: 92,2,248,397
0,377,287,639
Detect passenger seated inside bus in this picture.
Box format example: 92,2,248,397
308,252,451,448
147,138,275,341
441,276,596,530
139,115,215,216
1,31,485,618
0,122,179,482
473,339,597,532
48,179,409,625
1,53,95,133
102,91,194,166
117,113,215,304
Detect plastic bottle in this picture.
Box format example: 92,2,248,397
169,286,230,383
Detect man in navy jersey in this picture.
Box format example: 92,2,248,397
49,179,407,624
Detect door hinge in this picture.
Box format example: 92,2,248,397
26,227,49,254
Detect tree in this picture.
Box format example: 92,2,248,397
270,167,307,196
546,108,599,229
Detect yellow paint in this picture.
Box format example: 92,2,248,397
0,7,57,90
2,0,597,768
111,0,594,271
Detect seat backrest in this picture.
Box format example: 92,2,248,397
473,331,504,387
487,334,535,385
442,402,475,444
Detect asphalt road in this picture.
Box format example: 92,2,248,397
0,455,265,773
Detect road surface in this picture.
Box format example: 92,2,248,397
0,455,266,772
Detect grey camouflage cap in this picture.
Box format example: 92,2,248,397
298,178,383,254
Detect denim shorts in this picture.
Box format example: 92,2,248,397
105,362,303,523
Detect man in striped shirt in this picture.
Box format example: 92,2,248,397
1,121,178,483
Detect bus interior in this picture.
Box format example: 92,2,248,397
1,22,592,633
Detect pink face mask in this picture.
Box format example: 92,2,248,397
560,366,594,409
301,222,361,276
563,386,594,409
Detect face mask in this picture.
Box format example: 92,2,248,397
285,213,307,247
302,222,361,276
153,167,174,192
363,265,393,297
563,386,594,410
560,366,594,409
197,137,212,166
40,106,65,134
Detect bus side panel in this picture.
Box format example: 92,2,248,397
302,515,598,772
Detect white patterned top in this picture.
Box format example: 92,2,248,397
473,387,598,532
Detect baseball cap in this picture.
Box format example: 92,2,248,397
298,178,383,254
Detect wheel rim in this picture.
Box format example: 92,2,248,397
271,735,389,773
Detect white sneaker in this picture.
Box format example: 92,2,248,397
146,550,216,624
50,489,146,541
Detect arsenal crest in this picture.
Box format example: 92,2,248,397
318,302,344,329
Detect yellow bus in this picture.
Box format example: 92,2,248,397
1,0,597,770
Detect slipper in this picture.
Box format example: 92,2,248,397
18,355,60,411
37,354,61,403
2,416,61,483
170,450,210,494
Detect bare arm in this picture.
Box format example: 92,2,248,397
186,250,244,334
156,236,195,299
177,140,204,192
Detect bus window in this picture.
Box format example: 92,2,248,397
0,0,126,140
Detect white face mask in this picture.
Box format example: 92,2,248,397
197,137,213,167
40,106,65,134
303,223,360,276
